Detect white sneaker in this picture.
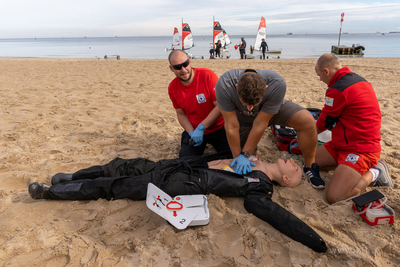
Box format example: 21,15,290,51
371,160,393,188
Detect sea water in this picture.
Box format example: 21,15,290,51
0,33,399,60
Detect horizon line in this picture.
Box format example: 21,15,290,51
1,32,397,39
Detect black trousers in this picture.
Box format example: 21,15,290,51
47,153,327,253
179,127,230,157
240,48,246,59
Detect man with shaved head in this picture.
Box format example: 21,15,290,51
168,49,229,157
314,53,391,204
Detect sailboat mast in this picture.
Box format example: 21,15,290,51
182,18,183,50
213,15,215,47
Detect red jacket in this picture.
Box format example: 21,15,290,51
316,67,381,153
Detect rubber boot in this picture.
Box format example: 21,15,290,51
51,173,73,185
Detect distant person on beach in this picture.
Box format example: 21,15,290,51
28,151,327,253
215,40,222,58
239,37,246,59
209,48,215,59
168,49,230,157
314,53,391,204
215,69,324,189
260,38,269,60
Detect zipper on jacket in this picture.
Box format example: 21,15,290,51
342,125,348,145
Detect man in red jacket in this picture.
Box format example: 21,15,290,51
314,53,392,204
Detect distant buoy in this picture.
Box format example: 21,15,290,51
89,47,91,49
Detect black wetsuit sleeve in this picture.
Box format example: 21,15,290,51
243,188,328,253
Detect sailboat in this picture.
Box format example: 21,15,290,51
165,27,180,51
213,21,225,48
181,20,203,59
182,20,194,51
210,18,230,59
254,16,281,57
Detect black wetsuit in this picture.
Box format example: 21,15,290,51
215,43,222,57
260,41,269,60
45,152,327,253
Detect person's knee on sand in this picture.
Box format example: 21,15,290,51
325,164,369,204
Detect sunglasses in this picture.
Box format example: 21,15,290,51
171,58,190,70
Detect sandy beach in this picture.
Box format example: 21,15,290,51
0,57,399,266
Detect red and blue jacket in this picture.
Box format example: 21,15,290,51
316,67,381,153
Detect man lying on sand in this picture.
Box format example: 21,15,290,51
28,152,327,253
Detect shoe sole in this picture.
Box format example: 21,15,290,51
302,170,325,189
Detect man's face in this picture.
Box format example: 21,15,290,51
169,53,193,83
315,65,331,85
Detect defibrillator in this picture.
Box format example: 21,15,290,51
352,189,395,226
146,183,209,229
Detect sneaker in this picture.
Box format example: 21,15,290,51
28,182,51,199
303,163,325,189
51,173,73,185
371,160,393,188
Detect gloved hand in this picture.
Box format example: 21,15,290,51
189,124,206,147
231,154,256,175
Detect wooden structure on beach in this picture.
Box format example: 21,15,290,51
331,13,364,55
331,45,364,55
331,45,354,55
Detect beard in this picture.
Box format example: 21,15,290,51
178,68,193,83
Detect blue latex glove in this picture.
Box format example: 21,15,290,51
231,154,256,175
190,124,206,147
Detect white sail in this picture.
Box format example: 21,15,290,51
172,27,180,47
254,16,266,51
223,29,231,46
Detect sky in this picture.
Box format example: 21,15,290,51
0,0,399,38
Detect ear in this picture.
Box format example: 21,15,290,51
169,65,174,72
282,175,290,185
323,67,330,75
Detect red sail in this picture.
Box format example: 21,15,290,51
182,23,194,50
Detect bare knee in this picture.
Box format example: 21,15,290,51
326,188,360,204
289,110,316,132
326,186,350,204
326,191,343,204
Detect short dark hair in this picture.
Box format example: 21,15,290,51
237,72,265,105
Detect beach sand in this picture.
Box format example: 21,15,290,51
0,57,399,266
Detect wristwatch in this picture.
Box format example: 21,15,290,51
240,151,250,159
